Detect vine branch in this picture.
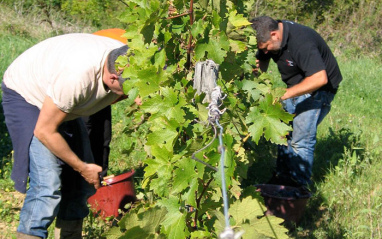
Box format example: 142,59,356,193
186,0,194,69
166,11,190,20
194,177,214,229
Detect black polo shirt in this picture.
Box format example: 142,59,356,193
256,20,342,93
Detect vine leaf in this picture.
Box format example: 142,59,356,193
191,19,206,37
172,158,197,194
143,145,176,196
158,196,190,238
136,67,162,96
229,39,247,53
146,127,178,150
229,197,264,224
228,10,252,28
194,37,228,64
246,94,293,145
190,230,211,238
144,145,172,178
215,196,289,239
141,87,186,123
154,49,166,69
242,80,262,101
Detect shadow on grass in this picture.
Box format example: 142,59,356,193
242,127,359,238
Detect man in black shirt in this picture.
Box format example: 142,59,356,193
251,16,342,188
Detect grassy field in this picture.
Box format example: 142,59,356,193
1,2,382,239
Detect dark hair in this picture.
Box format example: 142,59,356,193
106,45,129,84
250,16,279,43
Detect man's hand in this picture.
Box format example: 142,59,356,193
78,163,103,189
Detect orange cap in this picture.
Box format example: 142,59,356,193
93,28,127,44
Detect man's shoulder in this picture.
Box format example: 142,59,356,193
284,22,319,50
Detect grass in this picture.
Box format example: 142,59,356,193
1,2,382,239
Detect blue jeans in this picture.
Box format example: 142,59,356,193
277,91,335,186
17,119,96,238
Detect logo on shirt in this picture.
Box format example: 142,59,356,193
286,59,294,66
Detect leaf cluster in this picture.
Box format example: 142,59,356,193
107,0,292,237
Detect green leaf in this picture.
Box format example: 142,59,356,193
241,80,262,102
181,178,198,207
190,230,212,238
158,196,190,238
196,103,209,122
113,206,167,238
136,67,162,96
229,197,264,225
212,10,222,28
142,22,155,44
229,39,247,53
124,25,140,39
217,32,231,51
172,157,197,194
245,94,293,145
154,49,166,69
146,127,178,150
220,60,243,81
248,36,257,46
211,210,227,235
144,145,172,178
142,87,186,123
191,19,206,37
250,216,289,239
194,41,208,61
194,33,228,64
207,40,227,64
197,0,209,10
228,10,252,28
226,196,289,239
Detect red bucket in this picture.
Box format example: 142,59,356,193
88,170,136,219
255,184,311,225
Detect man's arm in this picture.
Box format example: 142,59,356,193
34,96,102,188
281,70,328,100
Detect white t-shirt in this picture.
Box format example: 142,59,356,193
3,33,124,121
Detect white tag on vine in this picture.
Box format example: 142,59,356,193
193,60,219,103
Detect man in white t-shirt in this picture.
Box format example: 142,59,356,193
2,33,128,238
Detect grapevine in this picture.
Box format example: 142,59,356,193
107,0,293,238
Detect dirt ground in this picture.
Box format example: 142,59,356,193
0,190,25,238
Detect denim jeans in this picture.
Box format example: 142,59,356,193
277,91,335,186
17,119,96,238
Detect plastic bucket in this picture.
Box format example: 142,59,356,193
88,170,136,219
255,184,311,225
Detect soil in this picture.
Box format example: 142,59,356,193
0,190,25,238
